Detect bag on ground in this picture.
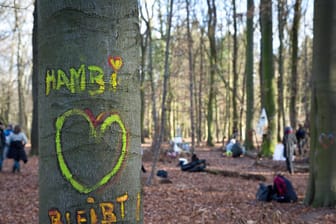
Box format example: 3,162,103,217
256,183,273,202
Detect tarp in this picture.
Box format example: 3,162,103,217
273,144,286,161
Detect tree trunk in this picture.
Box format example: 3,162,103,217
260,0,277,156
197,28,205,145
289,0,302,129
244,0,254,150
232,0,239,134
305,0,336,207
37,1,142,223
14,0,26,131
186,0,195,152
147,0,174,185
277,0,287,141
30,0,38,155
139,1,152,144
206,0,217,146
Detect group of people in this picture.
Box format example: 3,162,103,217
282,124,306,174
0,123,28,173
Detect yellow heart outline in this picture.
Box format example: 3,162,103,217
55,109,128,193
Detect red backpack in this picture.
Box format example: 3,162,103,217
273,175,297,202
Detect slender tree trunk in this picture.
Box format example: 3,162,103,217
147,0,174,185
139,2,151,144
186,0,195,152
30,0,38,155
289,0,302,129
232,0,239,133
37,1,142,223
305,0,336,207
244,0,254,150
277,0,287,141
206,0,217,146
260,0,277,156
197,28,205,145
14,0,26,130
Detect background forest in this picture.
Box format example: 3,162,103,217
2,1,336,223
0,0,313,154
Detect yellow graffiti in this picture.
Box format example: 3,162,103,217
110,72,118,91
136,192,141,221
48,208,63,224
55,109,128,193
48,193,139,223
45,56,124,96
116,193,128,219
100,202,117,223
108,56,123,91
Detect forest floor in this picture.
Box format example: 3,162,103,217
0,142,335,224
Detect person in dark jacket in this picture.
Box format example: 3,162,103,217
283,126,297,174
7,125,28,173
295,124,306,155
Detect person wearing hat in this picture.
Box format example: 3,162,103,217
282,126,297,174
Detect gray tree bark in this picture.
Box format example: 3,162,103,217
206,0,217,146
260,0,277,156
244,0,254,150
37,1,142,223
305,0,336,207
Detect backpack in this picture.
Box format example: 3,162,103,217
256,183,273,202
273,175,298,203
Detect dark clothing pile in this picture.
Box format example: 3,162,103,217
179,154,206,172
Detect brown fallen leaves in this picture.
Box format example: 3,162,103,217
0,145,335,223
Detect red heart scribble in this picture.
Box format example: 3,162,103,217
108,56,123,72
84,108,108,128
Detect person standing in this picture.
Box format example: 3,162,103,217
3,124,13,159
0,123,6,171
283,126,297,174
295,124,306,155
7,125,28,173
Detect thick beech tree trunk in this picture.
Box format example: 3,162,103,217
305,0,336,207
37,1,142,223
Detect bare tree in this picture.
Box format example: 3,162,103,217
147,0,174,185
244,0,254,150
186,0,195,152
206,0,217,146
289,0,302,129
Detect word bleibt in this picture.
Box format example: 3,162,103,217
48,193,141,224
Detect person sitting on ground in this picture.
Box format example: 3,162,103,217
178,154,206,172
224,138,244,157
